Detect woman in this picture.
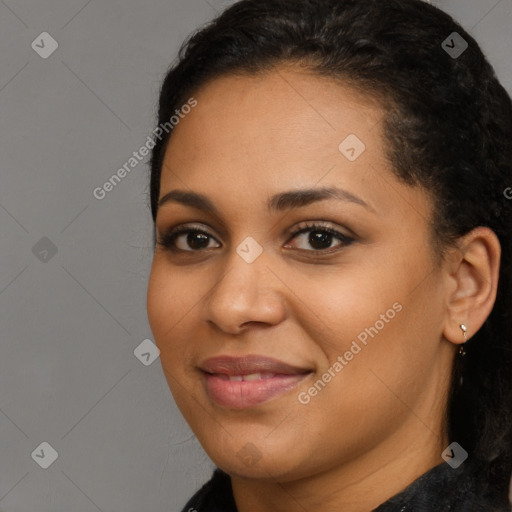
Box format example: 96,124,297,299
146,0,512,510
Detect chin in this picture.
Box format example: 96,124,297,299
201,434,320,483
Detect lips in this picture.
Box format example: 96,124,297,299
199,355,313,409
200,354,312,377
213,372,278,382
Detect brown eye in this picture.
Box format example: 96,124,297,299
157,226,221,252
285,223,354,252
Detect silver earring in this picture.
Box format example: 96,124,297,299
459,324,467,356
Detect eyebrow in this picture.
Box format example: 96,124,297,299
157,186,375,214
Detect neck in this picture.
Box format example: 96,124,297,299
231,421,449,512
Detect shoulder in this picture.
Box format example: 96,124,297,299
179,468,237,512
374,460,512,512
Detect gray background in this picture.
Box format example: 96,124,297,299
0,0,510,510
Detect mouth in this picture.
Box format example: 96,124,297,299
199,355,313,409
211,372,284,381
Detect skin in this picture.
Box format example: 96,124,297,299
146,64,500,512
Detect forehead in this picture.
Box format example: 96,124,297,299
162,66,385,184
157,66,432,232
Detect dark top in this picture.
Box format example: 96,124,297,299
179,460,512,511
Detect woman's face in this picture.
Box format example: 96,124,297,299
147,66,454,481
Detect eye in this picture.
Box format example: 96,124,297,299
156,221,355,254
284,222,354,252
156,225,220,252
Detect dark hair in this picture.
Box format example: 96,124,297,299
148,0,512,503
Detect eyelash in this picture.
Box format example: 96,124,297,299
156,221,355,254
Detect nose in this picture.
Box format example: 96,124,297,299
201,246,287,335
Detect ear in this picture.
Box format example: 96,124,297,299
442,227,501,347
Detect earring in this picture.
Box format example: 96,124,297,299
459,324,467,356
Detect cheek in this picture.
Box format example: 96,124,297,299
291,307,423,462
290,264,402,357
146,262,171,337
291,254,431,405
146,261,191,356
146,259,212,379
296,268,440,429
146,263,200,408
147,258,197,327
